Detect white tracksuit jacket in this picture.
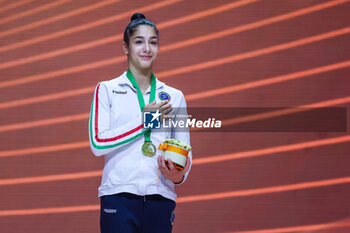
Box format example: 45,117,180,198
89,71,192,201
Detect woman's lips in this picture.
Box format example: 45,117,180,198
140,55,152,60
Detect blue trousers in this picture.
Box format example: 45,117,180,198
100,193,176,233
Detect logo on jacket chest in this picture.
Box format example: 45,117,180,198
158,91,171,101
112,90,127,94
103,208,117,214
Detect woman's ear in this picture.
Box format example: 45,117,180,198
122,41,129,55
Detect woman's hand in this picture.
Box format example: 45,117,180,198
143,100,173,121
157,155,191,184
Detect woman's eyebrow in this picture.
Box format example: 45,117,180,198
133,36,158,40
133,36,144,40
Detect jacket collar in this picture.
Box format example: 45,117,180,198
118,71,165,93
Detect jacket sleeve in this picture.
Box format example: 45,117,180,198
171,91,192,185
89,82,148,156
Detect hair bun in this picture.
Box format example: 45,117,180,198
131,13,146,22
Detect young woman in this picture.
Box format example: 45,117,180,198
89,13,192,233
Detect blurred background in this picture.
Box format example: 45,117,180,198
0,0,349,232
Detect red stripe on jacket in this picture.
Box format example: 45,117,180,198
94,84,143,143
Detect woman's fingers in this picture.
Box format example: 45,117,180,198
143,100,171,114
159,101,172,114
182,156,191,174
158,100,172,120
157,100,169,108
167,158,176,172
143,100,174,121
161,104,172,115
157,155,188,184
158,155,169,174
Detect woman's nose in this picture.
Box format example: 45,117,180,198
143,42,151,53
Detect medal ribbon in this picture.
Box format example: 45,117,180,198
126,70,156,143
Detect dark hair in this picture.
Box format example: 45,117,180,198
123,13,159,46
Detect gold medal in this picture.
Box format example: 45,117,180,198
142,141,156,157
126,70,157,158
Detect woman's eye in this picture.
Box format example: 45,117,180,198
151,41,158,45
135,41,143,44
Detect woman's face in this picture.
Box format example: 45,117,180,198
124,25,159,71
